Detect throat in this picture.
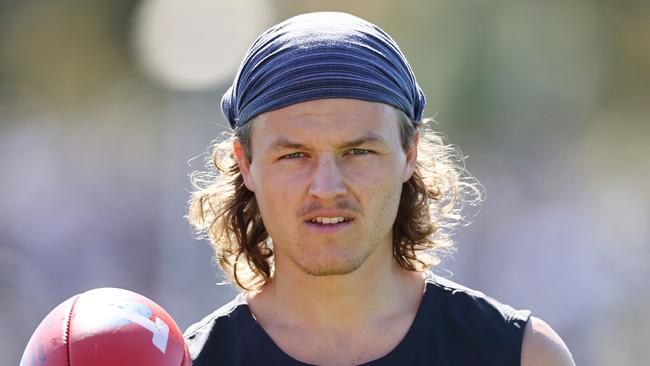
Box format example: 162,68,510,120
245,270,426,364
260,309,416,366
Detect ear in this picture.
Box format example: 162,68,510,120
233,139,255,192
403,131,419,182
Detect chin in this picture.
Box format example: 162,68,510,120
294,253,370,277
300,265,360,277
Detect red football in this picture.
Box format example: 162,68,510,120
21,287,191,366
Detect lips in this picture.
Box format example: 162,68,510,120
305,215,354,233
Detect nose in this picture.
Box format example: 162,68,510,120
308,156,347,200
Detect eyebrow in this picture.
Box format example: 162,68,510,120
338,134,387,149
268,139,311,152
268,133,388,152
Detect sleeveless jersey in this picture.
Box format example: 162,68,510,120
184,273,531,365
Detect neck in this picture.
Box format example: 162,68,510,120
248,247,425,338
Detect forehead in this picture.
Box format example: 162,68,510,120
248,99,402,146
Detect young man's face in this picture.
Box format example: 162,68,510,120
234,99,418,277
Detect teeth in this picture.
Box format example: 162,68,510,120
310,216,348,224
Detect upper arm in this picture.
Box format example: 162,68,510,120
521,316,575,366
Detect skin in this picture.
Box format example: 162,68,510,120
236,99,417,277
522,317,576,366
233,98,574,365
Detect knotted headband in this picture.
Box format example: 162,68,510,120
221,12,426,128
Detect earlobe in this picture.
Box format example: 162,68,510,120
403,131,419,182
233,140,255,192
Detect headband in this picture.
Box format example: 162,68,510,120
221,12,426,128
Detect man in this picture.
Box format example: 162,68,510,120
184,12,575,365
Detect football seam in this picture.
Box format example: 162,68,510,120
64,294,82,366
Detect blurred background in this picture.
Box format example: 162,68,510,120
1,0,648,364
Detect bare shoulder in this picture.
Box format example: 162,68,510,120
521,316,576,366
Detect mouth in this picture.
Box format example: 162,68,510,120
307,216,352,225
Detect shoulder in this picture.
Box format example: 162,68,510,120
183,294,247,338
183,295,251,362
425,273,531,328
521,316,575,366
420,273,531,364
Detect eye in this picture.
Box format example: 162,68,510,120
282,152,306,160
345,148,371,156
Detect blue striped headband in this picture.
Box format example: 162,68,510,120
221,12,426,128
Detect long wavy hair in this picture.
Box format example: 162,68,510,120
188,110,484,292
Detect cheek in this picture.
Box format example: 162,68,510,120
379,181,404,216
253,169,303,216
352,166,404,214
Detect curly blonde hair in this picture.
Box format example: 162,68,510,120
187,111,484,291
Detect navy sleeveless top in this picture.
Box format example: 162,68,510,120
184,273,531,365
